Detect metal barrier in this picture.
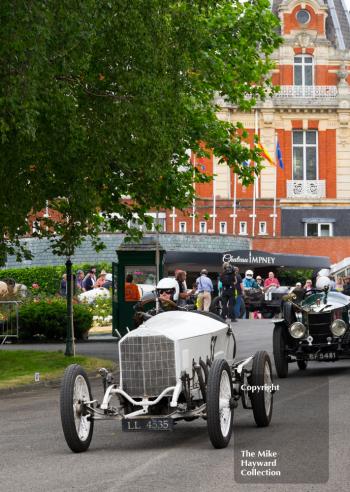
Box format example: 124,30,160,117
0,301,20,344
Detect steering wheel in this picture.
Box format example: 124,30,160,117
159,298,178,309
304,288,327,298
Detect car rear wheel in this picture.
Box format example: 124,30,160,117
210,296,224,319
249,351,273,427
297,360,308,370
60,364,94,453
273,324,289,378
207,359,234,449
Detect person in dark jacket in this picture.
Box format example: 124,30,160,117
342,277,350,296
59,274,67,297
83,267,96,291
219,262,237,322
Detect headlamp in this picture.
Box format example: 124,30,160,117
289,322,307,339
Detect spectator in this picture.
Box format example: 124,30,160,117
125,273,141,302
83,267,97,291
304,279,313,291
335,277,343,292
76,270,85,292
196,269,213,312
242,270,258,290
95,270,107,288
219,263,237,322
256,275,264,290
233,267,245,319
59,274,67,297
342,277,350,296
176,270,195,307
264,271,280,290
289,281,302,293
102,273,113,290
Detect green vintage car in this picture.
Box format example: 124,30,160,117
273,287,350,378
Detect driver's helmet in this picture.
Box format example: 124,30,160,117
245,270,254,278
156,277,179,302
317,268,330,278
316,276,331,290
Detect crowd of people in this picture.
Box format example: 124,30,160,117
168,265,283,322
59,266,112,297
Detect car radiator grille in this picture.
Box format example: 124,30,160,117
120,335,176,397
307,313,332,338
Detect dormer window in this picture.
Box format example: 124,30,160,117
294,55,313,86
296,9,311,25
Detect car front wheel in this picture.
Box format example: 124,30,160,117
249,351,273,427
60,364,94,453
207,359,234,449
273,324,289,378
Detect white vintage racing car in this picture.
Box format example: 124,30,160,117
60,310,274,452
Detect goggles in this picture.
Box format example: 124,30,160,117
157,289,175,295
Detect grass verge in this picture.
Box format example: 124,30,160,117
0,350,115,390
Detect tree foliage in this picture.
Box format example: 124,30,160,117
0,0,281,259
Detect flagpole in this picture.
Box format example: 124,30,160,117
192,159,196,233
252,109,259,237
233,172,237,235
212,159,216,233
229,109,237,235
273,134,277,237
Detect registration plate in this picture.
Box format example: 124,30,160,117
122,418,173,432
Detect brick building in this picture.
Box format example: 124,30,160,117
24,1,350,267
163,0,350,259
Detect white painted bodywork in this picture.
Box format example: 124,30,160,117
118,311,235,382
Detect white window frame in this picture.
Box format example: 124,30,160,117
179,221,187,233
145,212,166,232
239,221,247,235
294,54,313,86
292,130,318,181
219,221,227,234
199,221,207,234
258,221,267,235
304,222,333,237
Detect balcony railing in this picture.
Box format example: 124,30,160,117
286,180,326,199
275,86,337,99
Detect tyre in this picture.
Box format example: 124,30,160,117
207,359,234,449
60,364,94,453
210,296,224,319
249,351,273,427
273,324,289,378
297,360,308,370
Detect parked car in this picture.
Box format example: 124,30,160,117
273,286,350,378
60,310,274,452
210,286,289,319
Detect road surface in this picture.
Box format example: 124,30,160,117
1,320,349,491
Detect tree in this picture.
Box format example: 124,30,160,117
0,0,281,260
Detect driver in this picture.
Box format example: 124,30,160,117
156,277,180,310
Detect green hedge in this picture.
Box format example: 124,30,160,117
0,262,111,296
18,300,93,340
276,268,314,286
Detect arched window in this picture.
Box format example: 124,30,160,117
294,55,313,86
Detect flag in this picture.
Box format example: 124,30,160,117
257,141,275,166
276,140,284,170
